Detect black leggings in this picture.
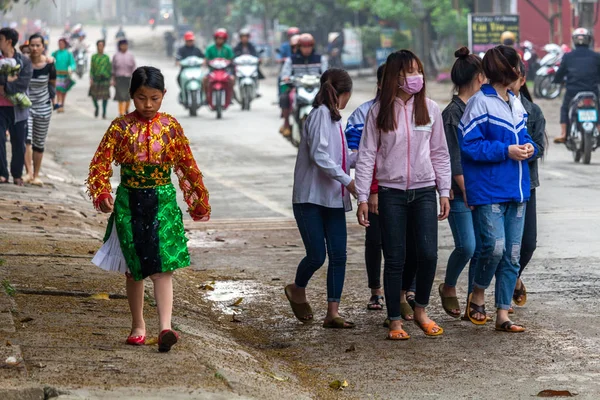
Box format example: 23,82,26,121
519,189,537,276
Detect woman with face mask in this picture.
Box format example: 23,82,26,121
355,50,451,340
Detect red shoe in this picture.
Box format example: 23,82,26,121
158,329,179,353
126,335,146,346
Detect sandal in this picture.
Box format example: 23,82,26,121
513,280,527,306
400,302,414,321
322,317,355,329
438,283,461,318
387,329,410,341
284,284,313,323
414,319,444,336
495,320,525,333
461,313,493,322
367,295,384,311
0,176,8,184
467,293,487,325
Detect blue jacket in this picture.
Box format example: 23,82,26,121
458,84,538,206
344,98,375,150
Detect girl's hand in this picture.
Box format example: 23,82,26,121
357,202,370,227
438,197,450,221
99,196,114,213
523,143,535,158
346,179,357,198
368,193,378,215
508,144,529,161
192,215,210,222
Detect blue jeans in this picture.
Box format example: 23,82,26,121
293,203,347,302
445,199,476,288
472,202,526,310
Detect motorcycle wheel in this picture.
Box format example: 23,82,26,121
216,90,223,119
583,131,593,164
533,76,543,98
76,66,83,79
539,76,561,99
189,91,198,117
242,85,252,111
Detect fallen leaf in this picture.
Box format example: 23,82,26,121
345,344,356,353
145,337,158,345
19,317,33,323
537,390,577,397
89,293,110,300
329,380,348,390
265,372,289,382
229,297,243,307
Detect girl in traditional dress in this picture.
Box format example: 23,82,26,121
89,39,111,119
51,37,75,113
87,66,211,352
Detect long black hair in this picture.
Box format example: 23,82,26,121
129,66,165,97
516,60,533,103
451,47,483,93
313,68,353,121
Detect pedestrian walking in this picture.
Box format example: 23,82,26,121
23,33,56,186
0,27,32,185
285,68,357,329
509,60,546,308
52,37,75,113
355,50,451,340
89,39,111,119
112,39,136,116
459,45,538,333
437,47,485,318
87,66,211,352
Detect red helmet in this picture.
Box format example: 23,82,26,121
183,31,195,41
290,34,300,47
298,33,315,46
214,28,228,40
287,27,300,36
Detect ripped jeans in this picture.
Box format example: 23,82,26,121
472,202,526,310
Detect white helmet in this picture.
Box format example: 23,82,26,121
572,27,592,47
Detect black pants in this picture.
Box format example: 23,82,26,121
378,186,438,320
519,189,537,276
0,107,27,181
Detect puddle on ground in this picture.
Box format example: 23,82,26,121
204,280,264,315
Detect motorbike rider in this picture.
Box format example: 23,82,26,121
327,31,344,68
500,30,524,59
279,27,300,61
553,27,600,143
234,28,265,85
72,31,89,55
203,29,235,101
176,31,204,89
278,33,328,137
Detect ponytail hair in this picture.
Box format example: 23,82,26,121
482,45,520,86
313,68,353,121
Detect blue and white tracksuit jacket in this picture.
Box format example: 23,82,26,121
344,98,375,150
458,84,538,206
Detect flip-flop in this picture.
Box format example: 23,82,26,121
414,319,444,336
367,295,384,311
495,320,525,333
467,293,487,325
400,302,414,320
387,329,410,340
322,317,355,329
438,283,461,318
513,281,527,306
284,284,313,323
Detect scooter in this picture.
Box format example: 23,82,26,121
206,58,233,119
74,50,87,79
289,74,321,147
234,54,259,111
178,56,204,117
566,92,600,164
522,40,539,81
533,43,565,99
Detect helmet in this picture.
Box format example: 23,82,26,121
287,27,300,36
239,28,250,37
500,31,516,46
290,34,300,47
184,31,195,41
214,28,228,40
298,33,315,47
572,27,592,47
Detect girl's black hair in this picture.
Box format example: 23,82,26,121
451,47,483,92
118,39,128,47
28,33,44,45
96,39,106,46
129,66,165,97
483,45,520,86
516,60,533,103
313,68,353,121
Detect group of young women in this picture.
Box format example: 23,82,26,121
286,45,546,340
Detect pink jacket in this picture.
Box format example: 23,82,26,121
355,97,451,202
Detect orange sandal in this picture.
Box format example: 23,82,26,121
414,319,444,336
387,329,410,340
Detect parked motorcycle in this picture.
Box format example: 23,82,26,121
565,92,600,164
206,58,233,119
74,50,87,79
234,54,259,111
289,74,321,147
522,40,539,81
534,43,565,99
178,56,204,117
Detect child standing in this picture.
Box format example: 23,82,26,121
87,66,210,352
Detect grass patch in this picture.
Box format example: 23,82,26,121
2,279,15,297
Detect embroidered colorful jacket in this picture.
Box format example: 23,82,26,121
87,111,210,220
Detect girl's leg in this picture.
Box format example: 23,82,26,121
323,207,348,323
56,92,63,107
24,144,32,180
125,100,131,114
126,274,146,336
365,211,383,296
290,203,327,304
102,99,108,118
150,272,174,332
92,98,99,117
518,189,537,276
117,102,124,116
31,116,50,181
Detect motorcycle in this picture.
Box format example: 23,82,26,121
289,74,321,147
533,43,565,99
522,40,539,81
566,92,600,164
234,54,259,111
74,50,87,79
206,58,233,119
178,56,204,117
